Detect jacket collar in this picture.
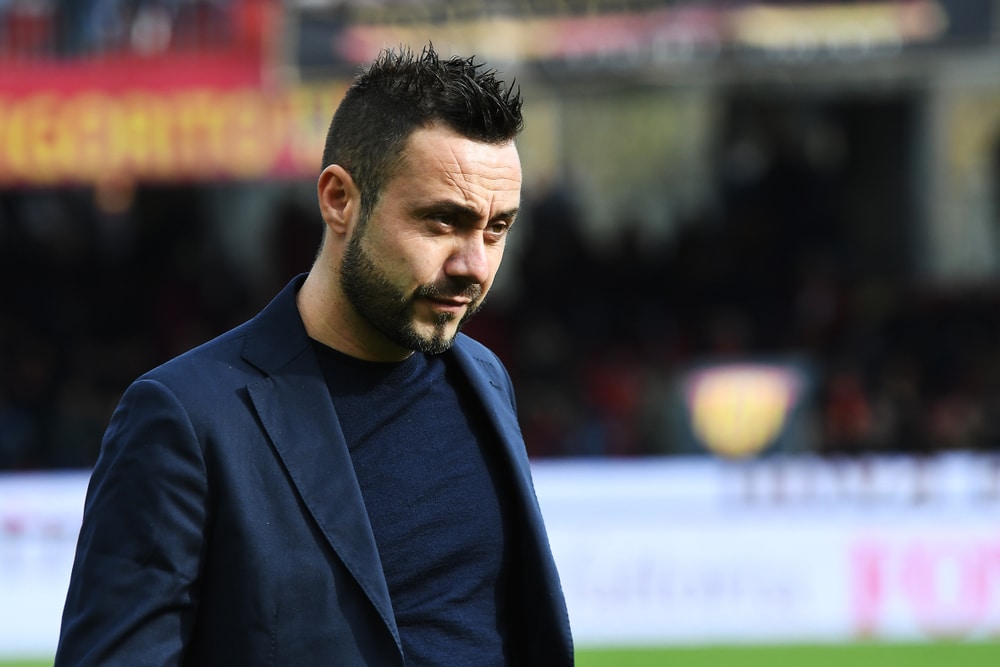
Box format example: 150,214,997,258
240,274,313,376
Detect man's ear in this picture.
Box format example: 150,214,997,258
317,164,360,236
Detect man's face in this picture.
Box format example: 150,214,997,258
340,124,521,356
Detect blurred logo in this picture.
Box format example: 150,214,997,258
684,363,805,458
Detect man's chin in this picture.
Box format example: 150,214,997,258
409,336,455,355
421,327,460,355
396,321,460,355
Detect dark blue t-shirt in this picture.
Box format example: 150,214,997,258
314,342,514,666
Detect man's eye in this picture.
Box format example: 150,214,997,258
486,222,510,239
428,215,454,228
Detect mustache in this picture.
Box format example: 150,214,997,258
414,280,482,302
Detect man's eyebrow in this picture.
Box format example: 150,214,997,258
495,206,519,223
417,200,519,223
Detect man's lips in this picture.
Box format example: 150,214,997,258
425,296,470,311
415,282,481,315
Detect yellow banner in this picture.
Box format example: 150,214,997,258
0,84,347,184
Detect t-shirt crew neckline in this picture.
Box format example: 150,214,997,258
310,339,426,387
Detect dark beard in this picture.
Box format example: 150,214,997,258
340,229,484,355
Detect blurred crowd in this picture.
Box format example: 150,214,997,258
502,181,1000,460
0,0,239,59
3,159,1000,470
0,184,276,468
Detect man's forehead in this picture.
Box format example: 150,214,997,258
397,127,521,201
403,125,519,168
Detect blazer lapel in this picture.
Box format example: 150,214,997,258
448,339,538,510
450,338,575,658
241,278,402,653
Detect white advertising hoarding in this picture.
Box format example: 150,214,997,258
531,456,1000,646
2,455,999,657
0,472,88,658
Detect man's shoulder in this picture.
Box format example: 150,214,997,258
141,276,309,389
141,322,254,390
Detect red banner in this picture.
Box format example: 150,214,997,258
0,0,271,93
0,84,347,185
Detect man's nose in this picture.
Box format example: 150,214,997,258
445,234,491,285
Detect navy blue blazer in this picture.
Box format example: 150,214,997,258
56,276,574,666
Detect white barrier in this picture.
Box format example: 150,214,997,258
531,455,1000,646
2,455,1000,656
0,472,88,658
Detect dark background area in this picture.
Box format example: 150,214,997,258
4,0,1000,469
4,90,1000,470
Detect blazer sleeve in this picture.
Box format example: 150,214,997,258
55,377,209,667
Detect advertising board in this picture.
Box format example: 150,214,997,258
533,456,1000,646
2,455,999,657
0,84,345,185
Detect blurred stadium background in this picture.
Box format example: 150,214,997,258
2,0,1000,664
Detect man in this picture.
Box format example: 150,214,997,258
56,45,574,666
